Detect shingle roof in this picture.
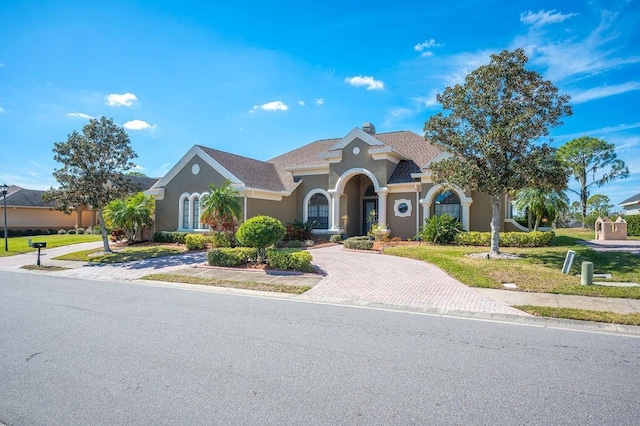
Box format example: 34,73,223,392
268,130,443,184
198,146,295,192
124,175,159,192
620,192,640,206
3,186,56,208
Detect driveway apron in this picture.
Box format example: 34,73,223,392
305,245,527,316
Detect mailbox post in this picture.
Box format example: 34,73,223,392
32,242,47,266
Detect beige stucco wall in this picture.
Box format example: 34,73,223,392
293,174,329,221
155,155,228,231
245,196,297,223
387,192,419,239
328,138,393,190
1,207,77,230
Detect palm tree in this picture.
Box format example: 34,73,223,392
103,192,155,241
513,188,569,231
200,180,243,233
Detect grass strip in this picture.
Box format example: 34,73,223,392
0,235,102,257
21,265,70,272
54,246,184,263
515,305,640,326
141,273,311,294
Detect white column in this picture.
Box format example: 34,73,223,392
422,202,431,222
462,201,472,231
377,189,388,230
328,190,341,231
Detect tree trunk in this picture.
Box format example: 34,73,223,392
580,175,588,228
97,208,111,253
534,216,540,231
490,195,501,255
527,208,532,231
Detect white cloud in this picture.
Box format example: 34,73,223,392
298,101,305,106
420,51,434,58
251,101,289,112
344,76,384,90
570,82,640,104
123,120,155,130
414,39,441,51
520,9,578,28
554,122,640,142
315,98,324,106
105,92,138,107
67,112,93,119
0,106,4,114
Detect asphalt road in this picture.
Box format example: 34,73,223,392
1,271,639,425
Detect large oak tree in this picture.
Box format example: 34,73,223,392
424,48,571,255
44,117,138,253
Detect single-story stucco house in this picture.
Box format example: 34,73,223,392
1,176,158,232
147,123,525,239
619,192,640,216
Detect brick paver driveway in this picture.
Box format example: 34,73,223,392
305,245,526,316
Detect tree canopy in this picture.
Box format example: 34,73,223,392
424,48,571,254
103,192,155,242
557,137,628,226
44,117,138,252
200,179,243,234
513,187,569,231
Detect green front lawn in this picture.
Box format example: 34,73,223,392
141,273,311,294
384,229,640,298
516,305,640,326
53,245,186,263
0,234,102,257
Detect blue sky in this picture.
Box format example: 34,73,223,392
1,0,638,207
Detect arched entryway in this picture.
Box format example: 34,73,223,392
330,168,387,237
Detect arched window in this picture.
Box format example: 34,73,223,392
434,190,461,220
192,197,200,229
364,184,376,197
182,197,190,229
308,193,329,229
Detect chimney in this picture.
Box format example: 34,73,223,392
362,122,376,135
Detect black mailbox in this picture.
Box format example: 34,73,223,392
33,242,47,266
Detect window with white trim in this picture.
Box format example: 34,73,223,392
192,198,200,229
434,190,461,220
182,198,190,229
308,193,329,229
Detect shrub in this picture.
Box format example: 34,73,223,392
330,234,343,243
57,229,67,235
284,220,314,242
185,234,206,250
287,240,302,248
627,215,640,236
67,229,77,235
304,239,314,247
418,214,463,244
208,247,258,267
110,229,124,241
84,227,93,234
76,228,85,235
266,248,314,272
454,231,555,247
236,215,286,260
343,236,374,250
153,231,188,244
206,231,231,248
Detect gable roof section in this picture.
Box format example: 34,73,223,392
620,192,640,207
150,145,297,194
268,130,443,183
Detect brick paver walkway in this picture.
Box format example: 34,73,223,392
304,245,527,316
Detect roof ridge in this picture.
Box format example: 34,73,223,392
198,144,273,166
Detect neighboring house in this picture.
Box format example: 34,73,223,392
619,192,640,216
148,123,522,239
1,176,158,232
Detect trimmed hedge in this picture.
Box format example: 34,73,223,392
330,234,343,243
185,234,206,250
153,231,188,244
343,236,374,250
454,231,555,247
266,248,314,272
626,215,640,236
208,247,258,267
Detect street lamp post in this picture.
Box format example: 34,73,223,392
1,183,8,252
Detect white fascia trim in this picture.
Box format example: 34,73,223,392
317,151,342,163
144,187,165,200
387,182,421,193
421,151,453,170
620,200,640,207
284,164,330,175
329,127,385,151
369,147,407,164
411,172,433,184
150,145,244,190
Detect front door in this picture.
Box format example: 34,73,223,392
363,199,377,235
